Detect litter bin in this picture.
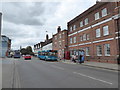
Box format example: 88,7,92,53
117,56,120,64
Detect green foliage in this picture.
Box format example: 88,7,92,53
20,46,34,55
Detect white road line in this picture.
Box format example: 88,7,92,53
51,65,65,70
73,72,113,85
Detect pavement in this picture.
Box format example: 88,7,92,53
60,60,119,71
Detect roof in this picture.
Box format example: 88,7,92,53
53,29,68,37
67,2,109,25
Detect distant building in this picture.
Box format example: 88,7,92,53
67,2,120,63
52,26,69,59
42,35,52,51
34,34,52,56
1,35,11,57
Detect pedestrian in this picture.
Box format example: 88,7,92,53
78,50,82,64
81,50,85,63
71,53,76,63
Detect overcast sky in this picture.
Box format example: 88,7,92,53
0,0,97,50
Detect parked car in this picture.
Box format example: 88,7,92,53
24,55,31,60
14,50,21,58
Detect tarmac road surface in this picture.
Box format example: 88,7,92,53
2,57,118,88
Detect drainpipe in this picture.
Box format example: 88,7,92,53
117,2,120,64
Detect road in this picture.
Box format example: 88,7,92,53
2,57,118,88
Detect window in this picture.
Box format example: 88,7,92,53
59,41,62,48
80,21,83,27
55,36,57,40
59,34,61,38
54,42,57,47
104,44,110,56
103,26,109,36
86,34,90,40
70,38,72,44
84,18,88,25
96,45,102,56
95,12,100,20
80,36,83,41
73,37,76,43
83,34,86,41
70,27,72,32
96,28,101,37
102,8,107,17
73,25,76,30
86,47,90,56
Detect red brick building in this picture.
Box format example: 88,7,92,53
52,26,68,59
67,2,120,63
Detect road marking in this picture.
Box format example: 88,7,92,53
73,72,113,85
51,65,65,70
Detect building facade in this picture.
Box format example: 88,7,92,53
52,26,68,59
67,2,120,63
1,35,11,57
0,12,2,36
0,13,2,58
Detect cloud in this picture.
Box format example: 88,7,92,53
2,2,46,26
1,1,97,50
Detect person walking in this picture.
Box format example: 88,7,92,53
81,50,85,63
71,52,76,63
78,50,82,64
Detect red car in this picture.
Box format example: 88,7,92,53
24,55,31,60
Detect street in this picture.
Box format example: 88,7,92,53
2,57,118,88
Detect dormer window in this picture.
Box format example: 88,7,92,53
84,18,88,25
102,8,107,17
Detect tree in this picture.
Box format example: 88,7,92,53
20,48,27,55
20,46,34,55
26,46,34,55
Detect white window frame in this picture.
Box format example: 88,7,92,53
73,25,76,30
74,37,76,43
80,36,83,41
59,34,61,38
59,41,62,48
70,38,72,44
95,12,100,20
102,8,107,17
80,21,83,27
70,27,73,32
86,47,90,56
83,34,86,41
96,28,101,38
55,36,57,40
96,45,102,56
86,34,90,40
103,25,109,36
104,44,110,56
84,18,88,25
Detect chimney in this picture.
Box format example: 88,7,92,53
57,26,61,33
46,34,49,41
96,0,100,3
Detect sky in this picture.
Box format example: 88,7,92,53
0,0,97,50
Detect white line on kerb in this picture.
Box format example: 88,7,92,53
51,65,65,70
73,72,113,85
